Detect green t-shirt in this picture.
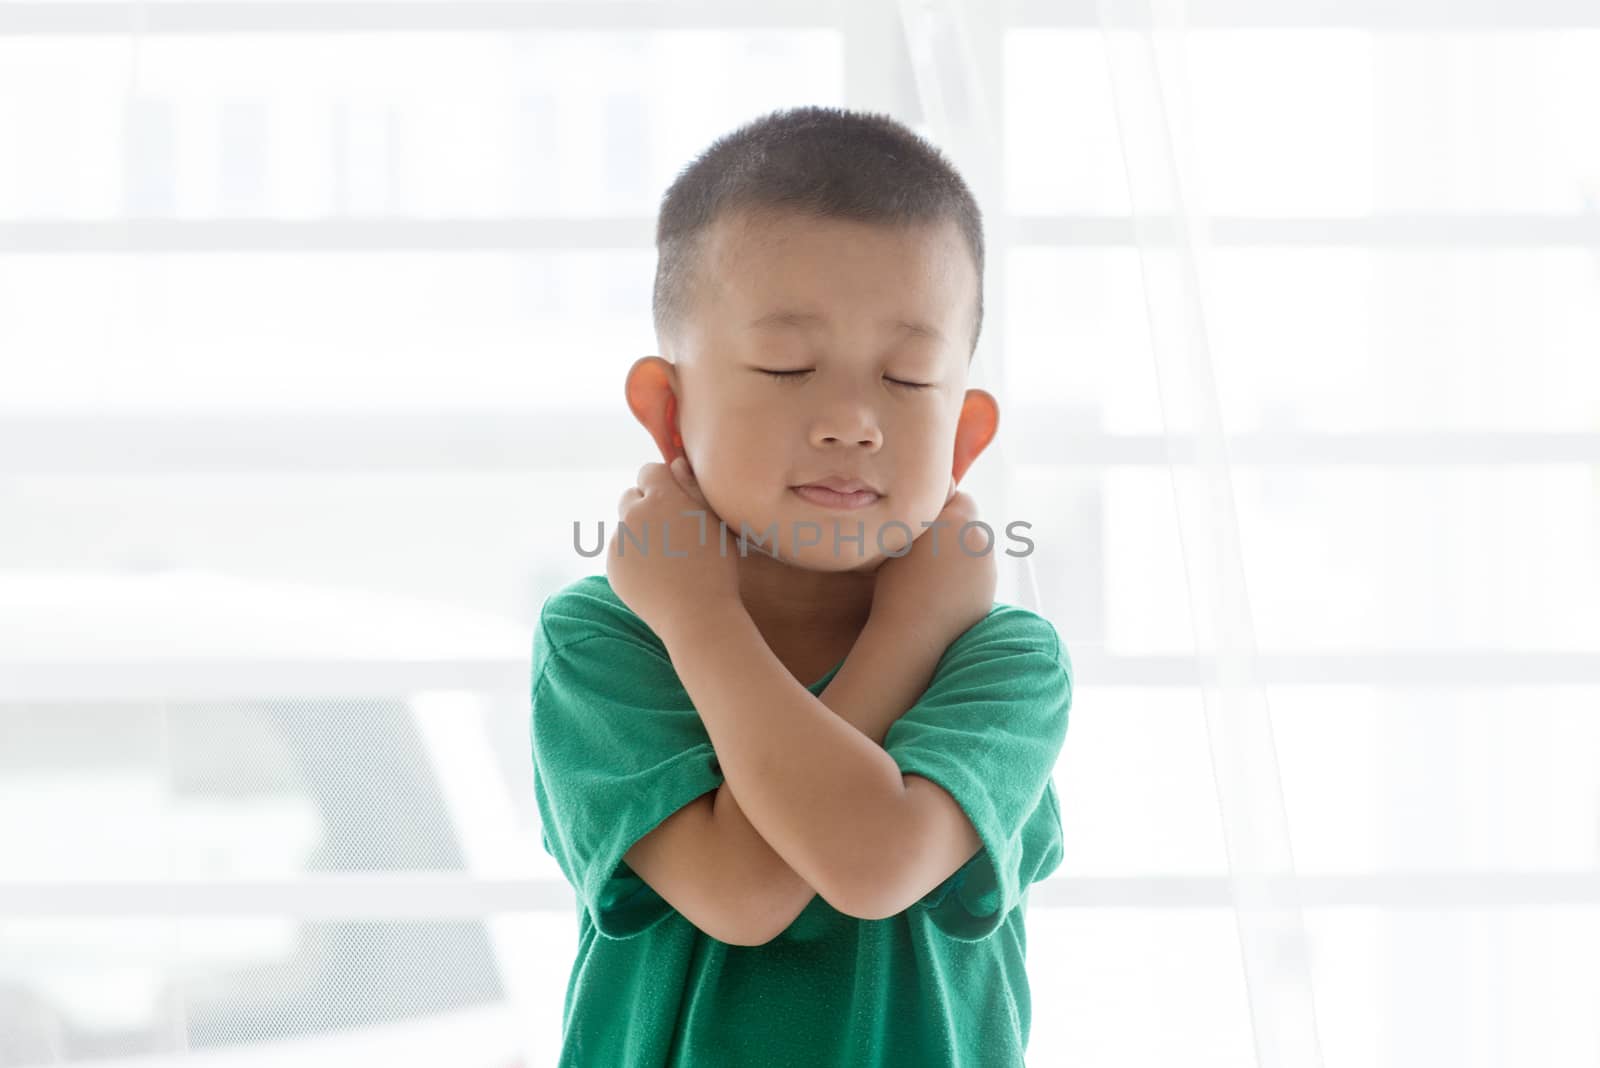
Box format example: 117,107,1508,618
529,574,1072,1068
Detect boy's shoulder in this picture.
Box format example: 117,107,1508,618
532,573,664,676
949,601,1070,680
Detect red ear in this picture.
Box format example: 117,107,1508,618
667,394,683,450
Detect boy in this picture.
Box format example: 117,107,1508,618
530,106,1072,1067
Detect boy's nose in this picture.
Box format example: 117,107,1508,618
810,417,883,450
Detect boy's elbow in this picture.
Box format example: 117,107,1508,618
718,902,792,947
717,896,779,946
830,778,959,922
729,923,781,948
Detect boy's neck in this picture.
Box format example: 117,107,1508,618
735,546,877,678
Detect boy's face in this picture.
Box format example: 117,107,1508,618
670,207,979,571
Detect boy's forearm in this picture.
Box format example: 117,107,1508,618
729,615,952,939
817,615,951,748
674,607,950,926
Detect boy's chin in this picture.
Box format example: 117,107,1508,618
774,546,887,573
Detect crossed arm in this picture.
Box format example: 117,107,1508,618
660,603,983,938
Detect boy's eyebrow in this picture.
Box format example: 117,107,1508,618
747,309,944,343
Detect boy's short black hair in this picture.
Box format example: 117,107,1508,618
652,105,985,360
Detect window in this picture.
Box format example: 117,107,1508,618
2,3,1594,1065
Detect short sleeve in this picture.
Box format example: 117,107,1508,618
883,616,1072,942
530,627,723,940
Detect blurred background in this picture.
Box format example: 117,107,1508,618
1,0,1598,1065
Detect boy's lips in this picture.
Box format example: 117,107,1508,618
792,476,881,495
791,484,882,510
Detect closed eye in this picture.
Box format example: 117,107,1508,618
757,369,932,391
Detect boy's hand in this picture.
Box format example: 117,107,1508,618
607,456,742,641
867,488,997,655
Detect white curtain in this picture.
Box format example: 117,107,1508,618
903,1,1322,1063
1090,2,1324,1064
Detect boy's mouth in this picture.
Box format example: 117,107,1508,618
791,484,882,510
792,475,882,495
